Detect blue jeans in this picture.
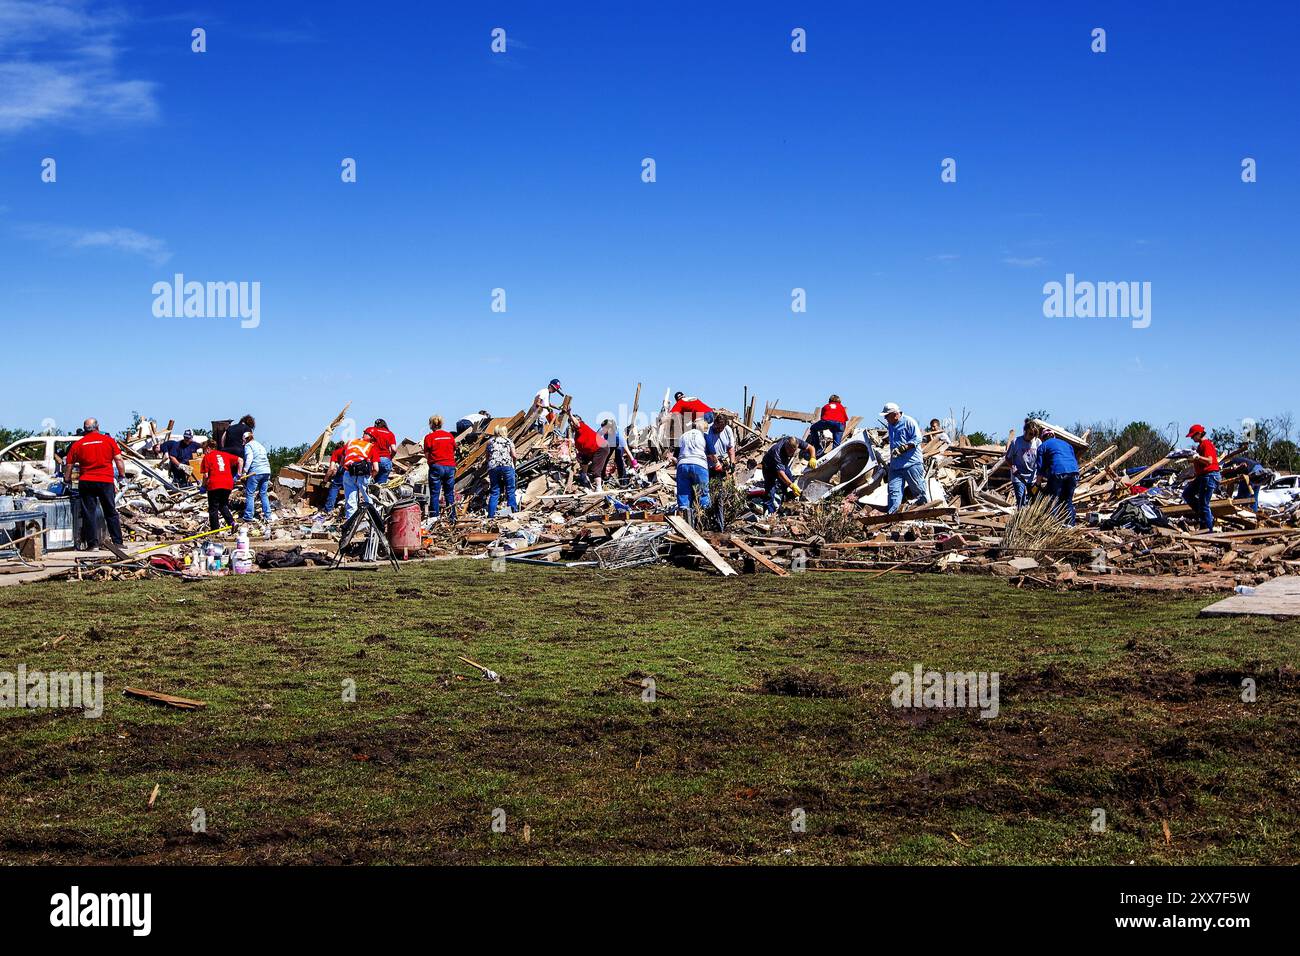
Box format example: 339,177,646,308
429,464,456,517
887,464,928,513
243,473,272,520
324,472,344,512
488,465,517,517
1011,474,1031,507
375,456,392,485
762,465,792,514
676,463,711,514
1043,472,1079,525
343,471,370,519
811,420,844,450
1183,471,1220,531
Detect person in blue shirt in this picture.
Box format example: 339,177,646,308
761,436,815,514
882,403,928,514
241,432,274,525
1035,429,1080,525
159,430,201,486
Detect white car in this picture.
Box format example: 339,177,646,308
0,434,203,487
1257,474,1300,511
0,435,85,486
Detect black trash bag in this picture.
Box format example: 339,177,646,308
1100,496,1171,532
255,546,306,569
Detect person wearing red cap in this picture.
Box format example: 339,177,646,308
1183,424,1221,531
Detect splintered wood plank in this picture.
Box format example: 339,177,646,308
727,535,788,576
858,504,956,527
1030,419,1089,450
123,687,208,710
666,515,737,576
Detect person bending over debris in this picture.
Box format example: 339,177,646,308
571,414,611,492
1183,423,1222,532
200,439,242,532
64,418,126,550
811,395,849,451
160,429,200,486
669,392,714,431
1035,428,1080,526
322,443,346,515
364,419,397,485
454,410,491,437
883,403,928,514
341,434,381,520
422,415,457,519
761,435,815,514
1004,419,1041,508
241,431,274,527
485,425,518,518
675,419,712,520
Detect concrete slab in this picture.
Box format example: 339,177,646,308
0,548,124,586
1200,576,1300,618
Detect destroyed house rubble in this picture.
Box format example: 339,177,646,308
2,393,1296,591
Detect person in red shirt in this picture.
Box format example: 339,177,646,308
321,444,347,515
571,414,611,492
200,439,243,531
64,418,126,549
669,392,712,415
1183,424,1222,531
422,415,457,518
668,391,714,443
364,418,397,485
810,394,849,451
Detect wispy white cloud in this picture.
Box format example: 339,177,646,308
18,222,171,265
928,253,960,262
0,0,158,133
1002,256,1046,268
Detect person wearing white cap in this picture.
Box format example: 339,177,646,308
881,402,928,513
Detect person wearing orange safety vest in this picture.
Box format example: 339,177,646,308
340,435,380,520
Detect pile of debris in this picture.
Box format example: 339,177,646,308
4,392,1297,592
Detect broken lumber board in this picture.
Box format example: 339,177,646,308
665,515,737,576
1159,498,1243,519
727,535,788,576
1123,455,1174,489
123,687,207,710
858,505,957,527
1030,420,1089,450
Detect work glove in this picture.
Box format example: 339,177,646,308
807,455,817,469
789,483,802,497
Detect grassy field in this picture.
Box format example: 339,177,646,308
1,561,1296,865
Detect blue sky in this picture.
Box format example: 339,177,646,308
2,0,1296,446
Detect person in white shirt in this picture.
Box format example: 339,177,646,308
532,378,564,432
706,415,737,473
675,420,711,520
